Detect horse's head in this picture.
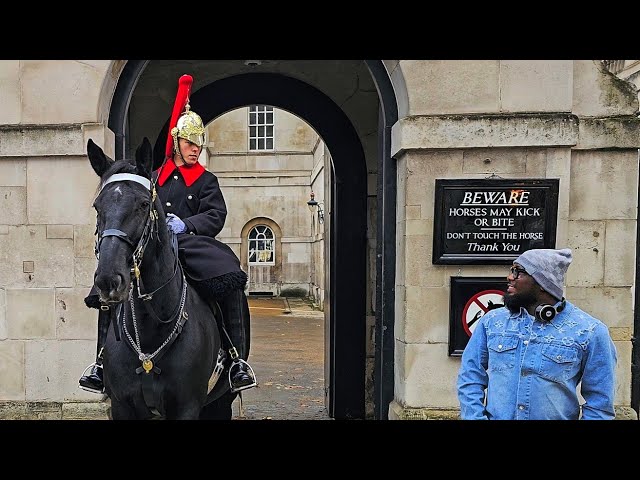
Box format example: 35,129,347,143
87,138,157,304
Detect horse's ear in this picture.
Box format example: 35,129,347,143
135,137,153,179
87,139,114,177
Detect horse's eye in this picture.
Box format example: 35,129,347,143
140,201,150,210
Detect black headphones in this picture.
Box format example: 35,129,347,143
535,298,566,322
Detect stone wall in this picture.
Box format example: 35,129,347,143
388,60,640,419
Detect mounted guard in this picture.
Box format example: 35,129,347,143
79,74,256,400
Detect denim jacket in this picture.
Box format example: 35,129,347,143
457,301,617,420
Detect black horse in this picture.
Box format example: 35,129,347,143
87,137,240,420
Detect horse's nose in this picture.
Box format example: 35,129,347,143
94,273,125,299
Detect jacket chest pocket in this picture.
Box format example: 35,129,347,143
539,344,580,383
487,336,518,372
184,193,200,215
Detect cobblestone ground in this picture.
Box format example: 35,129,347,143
231,296,331,420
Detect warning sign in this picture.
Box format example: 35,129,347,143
462,290,505,337
449,277,506,356
432,178,559,264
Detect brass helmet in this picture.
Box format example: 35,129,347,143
170,103,206,152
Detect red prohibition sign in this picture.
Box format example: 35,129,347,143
462,289,505,337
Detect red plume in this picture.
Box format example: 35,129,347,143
164,74,193,160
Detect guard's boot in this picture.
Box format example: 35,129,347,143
218,289,257,392
78,309,110,394
79,361,104,394
228,351,256,392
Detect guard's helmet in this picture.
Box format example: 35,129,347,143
171,104,206,151
164,74,206,161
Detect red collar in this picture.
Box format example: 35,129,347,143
156,160,205,187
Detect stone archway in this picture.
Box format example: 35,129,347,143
108,61,399,419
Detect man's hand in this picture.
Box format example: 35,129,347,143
166,213,187,234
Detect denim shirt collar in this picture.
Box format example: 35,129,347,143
508,301,575,330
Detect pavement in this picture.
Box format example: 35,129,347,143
231,296,331,420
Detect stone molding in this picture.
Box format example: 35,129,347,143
392,113,640,157
0,123,111,157
391,113,579,156
575,116,640,149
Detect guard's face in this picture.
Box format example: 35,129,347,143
177,138,202,167
504,263,538,313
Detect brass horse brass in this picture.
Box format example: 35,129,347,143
142,358,153,373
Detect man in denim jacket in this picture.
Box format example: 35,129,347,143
457,248,617,420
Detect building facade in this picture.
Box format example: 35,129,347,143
0,60,638,420
205,106,326,302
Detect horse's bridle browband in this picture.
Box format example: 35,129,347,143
101,173,151,191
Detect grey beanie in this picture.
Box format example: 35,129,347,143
514,248,572,301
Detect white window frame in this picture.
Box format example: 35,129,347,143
248,105,274,151
248,225,275,265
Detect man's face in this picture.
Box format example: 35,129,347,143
176,138,202,167
503,263,538,313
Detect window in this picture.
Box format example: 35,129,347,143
248,105,274,150
248,225,275,265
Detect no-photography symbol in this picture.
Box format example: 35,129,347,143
462,290,505,337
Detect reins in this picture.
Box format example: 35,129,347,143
134,233,184,324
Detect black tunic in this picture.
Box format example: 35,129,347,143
153,163,244,282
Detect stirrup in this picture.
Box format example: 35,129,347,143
78,362,104,394
228,358,257,393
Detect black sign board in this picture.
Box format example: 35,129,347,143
433,178,559,264
449,277,506,356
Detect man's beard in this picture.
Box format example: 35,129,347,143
503,291,537,314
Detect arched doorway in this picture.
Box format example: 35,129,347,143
241,217,283,296
108,61,398,419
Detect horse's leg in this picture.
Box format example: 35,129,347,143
166,402,202,420
110,399,138,420
199,392,236,420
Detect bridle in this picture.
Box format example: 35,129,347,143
95,173,157,278
94,172,184,323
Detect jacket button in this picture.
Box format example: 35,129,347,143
188,195,193,200
173,175,178,180
166,202,171,207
